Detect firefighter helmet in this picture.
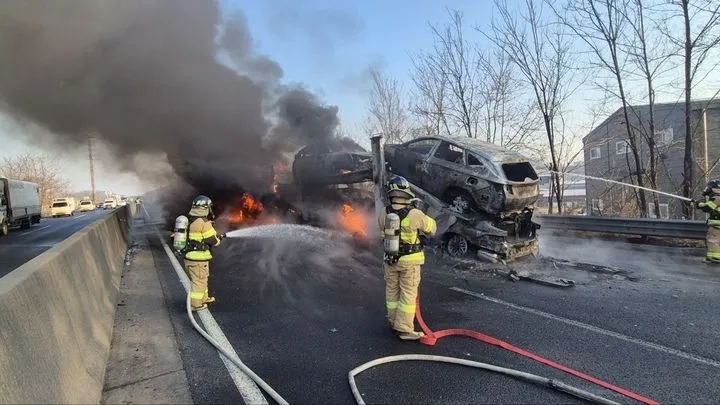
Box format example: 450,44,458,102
189,195,213,217
703,180,720,197
387,175,415,200
192,195,212,207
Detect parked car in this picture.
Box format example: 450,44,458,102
292,138,373,186
384,135,540,217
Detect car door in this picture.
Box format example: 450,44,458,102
422,141,469,196
390,138,440,184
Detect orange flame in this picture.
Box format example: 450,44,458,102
228,193,270,227
338,203,369,238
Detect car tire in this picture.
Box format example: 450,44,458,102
444,190,477,215
0,221,8,237
446,233,469,257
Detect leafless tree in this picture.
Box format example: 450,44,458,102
0,153,71,214
620,0,677,218
482,0,577,214
477,48,540,149
551,0,652,216
411,9,482,138
366,66,409,144
663,0,720,217
409,52,451,137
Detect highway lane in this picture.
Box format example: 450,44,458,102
151,228,720,404
0,208,115,278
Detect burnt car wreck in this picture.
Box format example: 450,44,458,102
384,135,541,263
283,134,541,263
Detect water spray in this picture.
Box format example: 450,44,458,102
550,171,693,202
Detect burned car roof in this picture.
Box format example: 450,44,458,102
295,137,367,156
411,135,531,163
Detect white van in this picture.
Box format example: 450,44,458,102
103,198,118,209
51,198,75,217
79,199,95,211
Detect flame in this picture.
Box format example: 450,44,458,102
228,193,266,227
338,203,369,238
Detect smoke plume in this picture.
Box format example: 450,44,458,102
0,0,344,205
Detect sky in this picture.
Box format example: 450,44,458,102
0,0,717,194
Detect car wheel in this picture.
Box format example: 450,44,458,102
0,221,8,237
446,233,469,257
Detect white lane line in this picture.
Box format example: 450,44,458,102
19,225,50,236
154,229,267,403
450,286,720,369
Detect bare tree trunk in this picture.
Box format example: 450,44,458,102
681,0,693,218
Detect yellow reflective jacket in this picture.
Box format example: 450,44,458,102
378,204,437,264
184,217,221,261
697,197,720,227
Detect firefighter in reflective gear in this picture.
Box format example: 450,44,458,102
694,179,720,264
184,195,224,311
378,176,437,340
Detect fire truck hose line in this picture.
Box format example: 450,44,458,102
414,293,661,405
185,292,291,405
348,355,621,405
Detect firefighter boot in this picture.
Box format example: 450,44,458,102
398,331,425,341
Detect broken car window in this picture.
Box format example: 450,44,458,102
467,153,483,166
405,139,439,155
434,141,464,164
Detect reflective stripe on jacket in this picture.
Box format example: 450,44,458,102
379,205,437,264
184,217,221,261
698,198,720,226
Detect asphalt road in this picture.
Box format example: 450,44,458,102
152,227,720,404
0,208,114,278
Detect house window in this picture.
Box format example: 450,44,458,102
590,147,601,160
655,128,673,146
592,198,603,211
648,203,670,219
616,140,629,155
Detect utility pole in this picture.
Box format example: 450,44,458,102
88,133,96,203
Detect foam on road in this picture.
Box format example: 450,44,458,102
0,209,115,278
145,214,720,404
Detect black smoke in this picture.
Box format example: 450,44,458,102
0,0,347,218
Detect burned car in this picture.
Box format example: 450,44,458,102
385,135,541,262
292,138,373,186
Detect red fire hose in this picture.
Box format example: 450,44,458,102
415,294,661,405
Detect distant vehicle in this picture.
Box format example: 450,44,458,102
78,199,96,211
118,196,128,206
292,138,373,186
103,197,118,209
96,202,103,209
0,177,42,236
51,197,77,217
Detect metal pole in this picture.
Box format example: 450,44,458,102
88,134,96,204
370,134,386,219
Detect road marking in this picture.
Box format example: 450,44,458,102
19,225,50,236
450,286,720,369
0,243,56,248
155,231,268,404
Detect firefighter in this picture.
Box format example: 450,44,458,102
184,195,225,311
694,180,720,264
378,176,437,340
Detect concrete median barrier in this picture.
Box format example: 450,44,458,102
0,205,133,404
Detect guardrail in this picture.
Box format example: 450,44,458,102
534,215,707,240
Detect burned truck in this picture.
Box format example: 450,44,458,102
384,135,541,263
